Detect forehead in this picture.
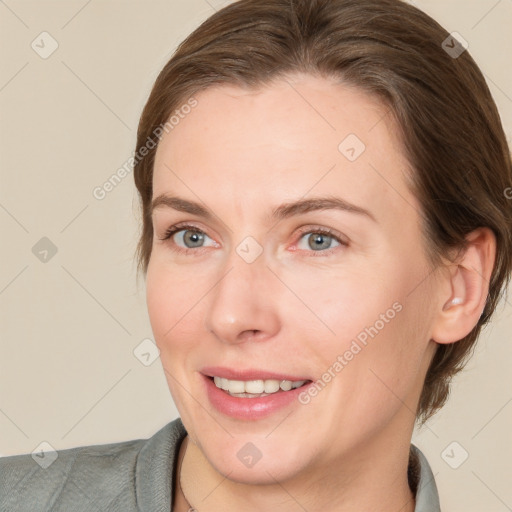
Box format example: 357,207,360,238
152,74,419,227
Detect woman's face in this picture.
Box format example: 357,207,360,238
146,73,440,483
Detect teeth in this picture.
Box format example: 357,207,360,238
213,376,307,396
280,380,292,391
264,380,280,393
246,380,265,394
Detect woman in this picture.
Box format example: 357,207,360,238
1,0,510,511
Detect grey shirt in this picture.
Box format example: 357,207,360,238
0,417,441,511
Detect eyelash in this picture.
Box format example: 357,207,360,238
158,222,348,256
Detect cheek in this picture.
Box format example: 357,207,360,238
145,264,194,399
145,269,172,341
145,258,202,341
284,259,407,350
338,288,433,422
301,252,432,393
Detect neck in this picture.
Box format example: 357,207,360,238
177,416,416,512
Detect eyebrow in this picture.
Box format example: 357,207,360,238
151,194,377,223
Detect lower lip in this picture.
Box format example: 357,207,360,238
202,374,312,420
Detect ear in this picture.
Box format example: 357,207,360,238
431,227,496,344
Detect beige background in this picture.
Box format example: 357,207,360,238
0,0,511,510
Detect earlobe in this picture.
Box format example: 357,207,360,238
431,228,496,345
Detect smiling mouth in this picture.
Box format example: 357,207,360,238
208,376,312,398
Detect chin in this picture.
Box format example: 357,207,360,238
196,434,312,485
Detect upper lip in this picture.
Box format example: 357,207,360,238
201,366,312,382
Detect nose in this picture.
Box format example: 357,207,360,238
203,250,281,346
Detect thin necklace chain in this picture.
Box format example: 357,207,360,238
177,437,197,512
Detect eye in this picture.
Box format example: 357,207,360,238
159,223,217,253
158,223,348,256
295,227,347,254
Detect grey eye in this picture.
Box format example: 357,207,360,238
297,232,341,251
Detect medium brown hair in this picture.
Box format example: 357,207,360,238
133,0,512,424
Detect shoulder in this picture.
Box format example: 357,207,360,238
0,417,187,512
